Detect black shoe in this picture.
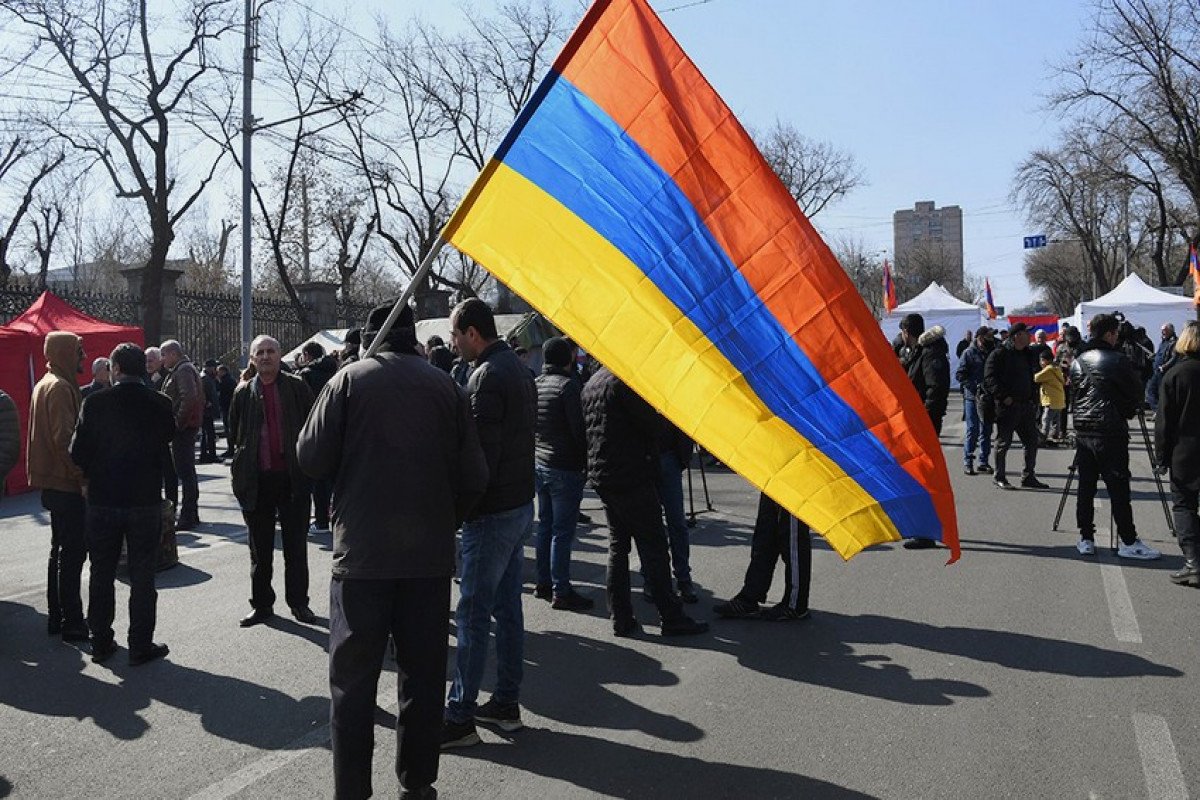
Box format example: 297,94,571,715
476,697,523,732
175,516,200,531
551,589,594,612
613,617,642,637
291,606,317,624
61,624,90,643
661,615,709,636
91,639,118,664
1169,560,1199,587
963,464,976,476
533,584,552,601
129,643,169,666
903,538,938,550
977,463,994,474
713,598,761,619
1020,476,1049,489
239,608,274,628
677,582,699,604
761,603,811,621
399,787,438,800
994,478,1014,490
440,718,480,749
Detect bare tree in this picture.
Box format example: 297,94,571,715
30,200,63,289
180,212,237,291
325,186,375,303
1051,0,1200,273
0,136,64,286
1024,241,1093,315
2,0,239,340
754,120,864,219
828,235,884,317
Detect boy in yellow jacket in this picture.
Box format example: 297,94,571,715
1034,352,1066,444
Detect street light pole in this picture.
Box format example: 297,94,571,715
240,0,255,368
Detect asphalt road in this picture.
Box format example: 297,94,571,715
0,394,1195,799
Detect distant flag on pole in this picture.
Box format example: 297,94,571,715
883,259,898,313
442,0,958,561
985,278,998,320
1190,244,1200,306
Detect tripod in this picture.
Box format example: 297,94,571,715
685,444,715,527
1052,410,1174,549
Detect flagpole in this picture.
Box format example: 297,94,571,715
362,235,450,359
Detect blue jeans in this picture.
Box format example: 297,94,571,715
447,501,533,723
534,466,585,594
653,451,691,586
963,392,992,466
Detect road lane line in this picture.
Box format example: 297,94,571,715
1100,563,1142,643
1133,712,1189,800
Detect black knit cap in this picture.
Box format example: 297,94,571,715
364,301,415,336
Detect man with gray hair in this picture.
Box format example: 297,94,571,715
81,357,111,399
144,347,165,388
228,334,316,627
160,339,205,529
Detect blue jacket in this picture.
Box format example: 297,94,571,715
956,342,990,395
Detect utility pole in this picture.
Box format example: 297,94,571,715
240,0,256,367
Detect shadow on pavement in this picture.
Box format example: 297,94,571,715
117,562,212,589
959,538,1184,570
520,630,702,742
449,728,879,799
0,601,326,748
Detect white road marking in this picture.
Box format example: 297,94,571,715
1133,712,1189,800
1100,563,1142,643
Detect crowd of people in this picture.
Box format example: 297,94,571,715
0,296,819,800
896,308,1200,577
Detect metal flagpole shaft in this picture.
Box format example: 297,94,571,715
362,236,450,359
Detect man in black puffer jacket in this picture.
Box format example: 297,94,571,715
985,321,1047,490
582,364,707,638
532,337,593,611
898,314,950,433
1070,313,1160,560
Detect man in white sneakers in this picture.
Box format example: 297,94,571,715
1069,313,1160,560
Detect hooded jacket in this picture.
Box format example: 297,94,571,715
1034,364,1066,410
27,332,85,493
900,325,950,422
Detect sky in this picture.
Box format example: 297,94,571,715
327,0,1097,311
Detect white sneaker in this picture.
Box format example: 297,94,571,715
308,523,331,536
1117,539,1161,560
1076,539,1096,556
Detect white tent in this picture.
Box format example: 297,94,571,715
1067,274,1195,338
284,328,349,366
880,283,985,387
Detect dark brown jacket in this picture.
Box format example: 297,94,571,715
297,349,488,579
227,371,314,512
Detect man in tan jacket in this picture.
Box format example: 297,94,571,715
27,331,88,640
160,339,204,529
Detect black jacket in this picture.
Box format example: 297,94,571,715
217,373,236,417
465,340,536,517
534,364,587,471
900,326,950,422
297,348,488,579
300,354,339,397
1069,339,1141,438
227,372,315,511
985,342,1038,409
1155,355,1200,490
202,372,219,420
582,366,660,490
956,341,992,395
70,380,175,507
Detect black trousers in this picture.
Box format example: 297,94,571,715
330,576,451,799
310,479,333,530
1170,477,1199,556
994,400,1039,481
171,427,199,519
243,472,310,611
200,414,218,460
1075,436,1137,545
737,493,812,611
596,483,683,624
41,489,87,629
86,504,160,651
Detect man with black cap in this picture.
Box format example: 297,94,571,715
442,297,538,748
532,336,593,611
957,326,997,476
198,359,221,464
299,300,487,800
895,312,951,549
227,334,317,627
984,321,1048,490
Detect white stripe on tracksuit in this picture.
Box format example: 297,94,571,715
787,515,802,609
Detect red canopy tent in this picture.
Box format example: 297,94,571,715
0,291,143,495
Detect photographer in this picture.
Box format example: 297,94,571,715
1069,313,1160,559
